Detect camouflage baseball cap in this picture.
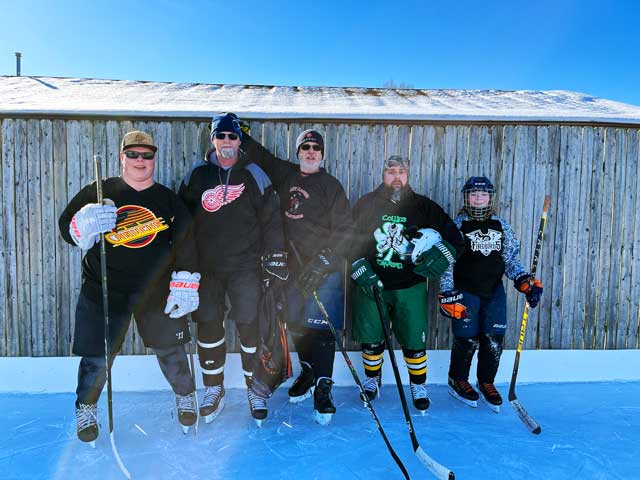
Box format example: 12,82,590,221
121,130,157,152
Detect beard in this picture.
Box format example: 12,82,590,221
384,184,407,203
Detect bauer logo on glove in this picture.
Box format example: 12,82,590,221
164,271,201,318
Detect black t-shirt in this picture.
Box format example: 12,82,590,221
59,177,196,297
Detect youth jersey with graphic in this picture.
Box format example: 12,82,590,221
353,185,464,290
440,214,527,297
58,177,196,296
178,149,284,273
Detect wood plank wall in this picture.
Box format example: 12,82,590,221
1,118,638,356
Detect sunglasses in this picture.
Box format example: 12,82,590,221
214,132,239,141
124,151,155,160
300,144,322,151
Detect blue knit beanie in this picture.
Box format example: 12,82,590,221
211,112,242,139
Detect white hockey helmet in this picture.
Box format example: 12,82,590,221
407,228,442,264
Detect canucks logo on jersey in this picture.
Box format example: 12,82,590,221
466,228,502,256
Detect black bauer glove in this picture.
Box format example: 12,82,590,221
297,248,336,297
438,289,468,320
262,251,289,282
514,273,543,308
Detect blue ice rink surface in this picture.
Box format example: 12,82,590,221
1,382,638,480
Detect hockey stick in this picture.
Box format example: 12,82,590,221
95,156,132,479
508,195,551,435
289,242,410,480
372,288,455,480
187,314,199,435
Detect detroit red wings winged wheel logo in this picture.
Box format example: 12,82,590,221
105,205,169,249
201,184,245,212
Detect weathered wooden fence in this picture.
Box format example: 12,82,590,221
1,117,639,357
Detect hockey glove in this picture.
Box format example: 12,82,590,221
69,201,117,250
413,239,456,279
514,273,543,308
351,258,384,298
164,271,201,318
438,289,468,320
297,248,336,296
262,251,289,282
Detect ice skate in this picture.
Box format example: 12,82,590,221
448,377,479,408
360,373,381,405
200,385,225,424
409,381,430,414
313,378,336,426
247,384,268,427
288,362,315,404
176,392,197,433
477,382,502,413
75,401,98,448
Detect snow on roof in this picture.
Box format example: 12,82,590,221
2,75,640,124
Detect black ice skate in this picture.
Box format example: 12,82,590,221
176,392,197,433
75,401,98,448
448,377,479,408
409,382,431,414
200,385,225,424
477,382,502,413
360,373,381,404
313,377,336,426
288,362,315,404
247,384,268,427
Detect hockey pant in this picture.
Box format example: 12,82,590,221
76,345,193,405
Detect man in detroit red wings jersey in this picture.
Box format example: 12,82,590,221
178,113,286,426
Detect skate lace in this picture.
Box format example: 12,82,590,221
248,388,267,409
481,383,498,396
202,386,223,407
410,382,428,399
363,375,380,393
76,403,97,430
176,393,195,413
458,380,475,395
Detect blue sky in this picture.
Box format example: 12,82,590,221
1,0,639,105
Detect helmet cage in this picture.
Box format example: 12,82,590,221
462,186,495,220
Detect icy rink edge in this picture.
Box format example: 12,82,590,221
1,349,638,394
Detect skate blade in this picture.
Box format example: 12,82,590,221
289,387,314,404
480,394,501,413
254,418,264,428
181,425,190,434
202,397,226,424
89,440,96,449
448,387,478,408
313,410,333,426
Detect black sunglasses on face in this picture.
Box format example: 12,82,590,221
124,151,155,160
300,144,322,151
214,132,239,141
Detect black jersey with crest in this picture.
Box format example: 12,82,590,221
59,177,196,298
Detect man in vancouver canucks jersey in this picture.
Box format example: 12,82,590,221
350,156,464,413
440,176,543,412
59,130,201,444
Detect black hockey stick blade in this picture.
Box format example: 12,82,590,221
371,288,455,480
509,398,542,435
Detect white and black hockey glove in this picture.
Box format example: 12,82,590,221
262,251,289,282
69,201,117,250
164,271,201,318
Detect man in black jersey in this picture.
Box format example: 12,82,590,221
350,156,465,413
178,113,287,427
439,176,543,411
59,130,201,444
238,126,352,426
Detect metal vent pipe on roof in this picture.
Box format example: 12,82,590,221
15,52,22,76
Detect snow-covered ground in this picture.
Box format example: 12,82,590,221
1,351,639,479
1,382,638,480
